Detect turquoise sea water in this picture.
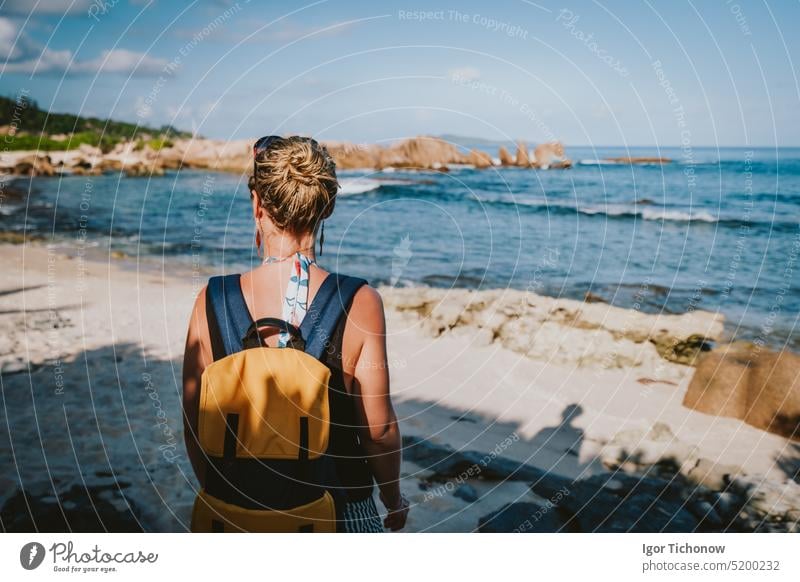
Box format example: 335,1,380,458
2,145,799,349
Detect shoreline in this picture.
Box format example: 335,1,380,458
0,224,795,355
1,242,798,532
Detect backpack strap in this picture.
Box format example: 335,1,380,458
299,273,367,360
206,274,254,360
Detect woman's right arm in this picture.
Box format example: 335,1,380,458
346,285,409,531
182,287,213,487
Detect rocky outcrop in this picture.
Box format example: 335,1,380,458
378,136,467,170
6,154,55,176
515,141,531,167
157,138,251,172
533,141,569,169
381,286,724,380
684,343,800,440
498,145,514,166
467,148,494,169
0,136,573,176
323,141,380,170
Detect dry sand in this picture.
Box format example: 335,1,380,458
0,243,796,532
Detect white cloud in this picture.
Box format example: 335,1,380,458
0,17,20,60
2,0,92,14
172,18,357,45
448,67,481,82
76,49,167,75
4,48,168,76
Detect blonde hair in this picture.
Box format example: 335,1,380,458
248,136,338,234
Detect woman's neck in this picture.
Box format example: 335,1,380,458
262,230,316,261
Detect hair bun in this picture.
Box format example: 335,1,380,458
249,136,338,234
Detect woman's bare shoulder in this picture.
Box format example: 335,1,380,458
347,284,386,334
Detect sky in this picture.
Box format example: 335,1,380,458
0,0,798,146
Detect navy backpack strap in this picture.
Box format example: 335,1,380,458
300,274,367,360
206,274,254,359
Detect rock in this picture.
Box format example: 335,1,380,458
1,358,30,375
1,484,143,532
471,327,495,347
532,141,569,169
729,475,800,518
12,154,54,176
381,286,720,380
584,291,606,304
684,343,751,419
653,333,713,365
684,344,800,440
453,483,479,503
534,473,705,532
498,146,515,166
515,141,531,167
646,422,675,442
683,458,742,490
382,136,467,170
602,423,706,480
686,499,723,527
326,136,471,171
124,162,165,177
712,491,743,521
744,350,800,440
478,502,568,532
467,148,494,169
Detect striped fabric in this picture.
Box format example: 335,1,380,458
342,496,384,533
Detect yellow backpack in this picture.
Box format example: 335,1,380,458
190,273,366,533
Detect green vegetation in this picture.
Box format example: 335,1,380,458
133,136,174,152
0,94,191,153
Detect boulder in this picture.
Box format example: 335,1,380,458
327,137,469,171
532,141,569,169
744,350,800,439
515,141,531,167
453,483,479,503
684,344,800,440
12,154,54,176
684,458,742,490
653,333,713,365
467,148,493,169
498,145,515,166
325,142,381,169
123,162,165,177
379,136,468,170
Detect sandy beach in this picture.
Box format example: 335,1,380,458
1,241,797,532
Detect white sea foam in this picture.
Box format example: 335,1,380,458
502,197,719,223
579,204,717,222
338,178,383,195
578,159,621,166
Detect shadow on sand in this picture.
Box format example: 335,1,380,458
1,342,798,533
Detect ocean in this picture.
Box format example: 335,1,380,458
2,145,799,350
